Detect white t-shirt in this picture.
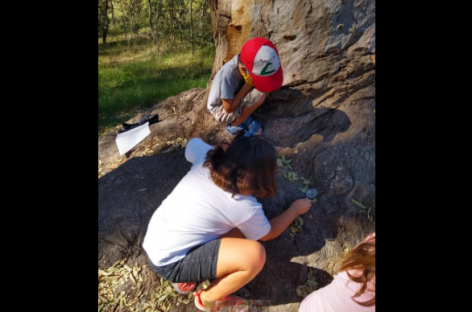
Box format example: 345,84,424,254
143,138,271,266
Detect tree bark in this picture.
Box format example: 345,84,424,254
156,0,160,52
200,1,204,34
168,0,174,42
148,0,161,52
102,0,110,44
111,0,115,24
148,0,156,44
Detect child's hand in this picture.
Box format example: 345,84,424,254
291,198,311,215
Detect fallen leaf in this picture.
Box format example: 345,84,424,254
351,199,367,209
281,155,292,164
138,188,147,192
158,294,168,304
296,285,307,297
306,279,318,287
297,216,304,226
99,294,109,304
99,269,113,277
286,171,299,182
367,207,373,221
277,158,283,168
299,184,309,193
101,275,120,282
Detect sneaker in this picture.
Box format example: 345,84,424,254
244,120,265,137
173,281,196,295
193,290,248,312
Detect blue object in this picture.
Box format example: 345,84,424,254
226,116,265,137
306,188,318,199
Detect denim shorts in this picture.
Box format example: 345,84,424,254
149,239,221,283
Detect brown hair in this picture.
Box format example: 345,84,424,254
339,232,375,306
203,132,277,198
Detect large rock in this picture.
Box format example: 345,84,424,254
99,0,375,310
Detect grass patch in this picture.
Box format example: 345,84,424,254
99,28,215,136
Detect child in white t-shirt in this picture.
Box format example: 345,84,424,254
143,132,312,311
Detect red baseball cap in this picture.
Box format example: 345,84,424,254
240,37,283,92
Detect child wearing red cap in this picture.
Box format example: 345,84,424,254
207,37,283,137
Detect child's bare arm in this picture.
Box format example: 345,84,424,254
259,199,312,241
222,83,253,113
230,92,267,126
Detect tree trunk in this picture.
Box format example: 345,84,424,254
130,13,135,44
200,1,204,34
205,1,376,309
190,0,194,55
178,3,184,44
148,0,160,52
102,0,109,44
148,0,156,44
168,0,174,42
111,0,115,24
155,0,160,52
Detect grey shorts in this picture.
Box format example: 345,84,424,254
212,88,265,124
149,239,221,283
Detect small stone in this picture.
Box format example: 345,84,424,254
306,188,318,199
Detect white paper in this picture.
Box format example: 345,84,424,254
115,122,151,155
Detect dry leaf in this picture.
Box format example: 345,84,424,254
296,285,307,297
99,269,113,277
277,158,283,168
299,184,309,193
281,155,292,164
99,294,109,304
306,279,318,287
351,199,367,209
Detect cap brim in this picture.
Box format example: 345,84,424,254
250,66,283,93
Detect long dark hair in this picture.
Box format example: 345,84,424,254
203,133,277,198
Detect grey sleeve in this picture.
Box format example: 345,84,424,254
219,71,235,100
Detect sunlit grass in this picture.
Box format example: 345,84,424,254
98,27,215,136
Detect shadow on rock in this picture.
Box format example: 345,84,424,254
254,89,351,148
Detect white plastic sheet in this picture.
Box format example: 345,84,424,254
115,122,151,155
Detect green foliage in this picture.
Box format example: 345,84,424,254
98,0,215,136
98,44,215,135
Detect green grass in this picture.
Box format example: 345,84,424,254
98,29,215,136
